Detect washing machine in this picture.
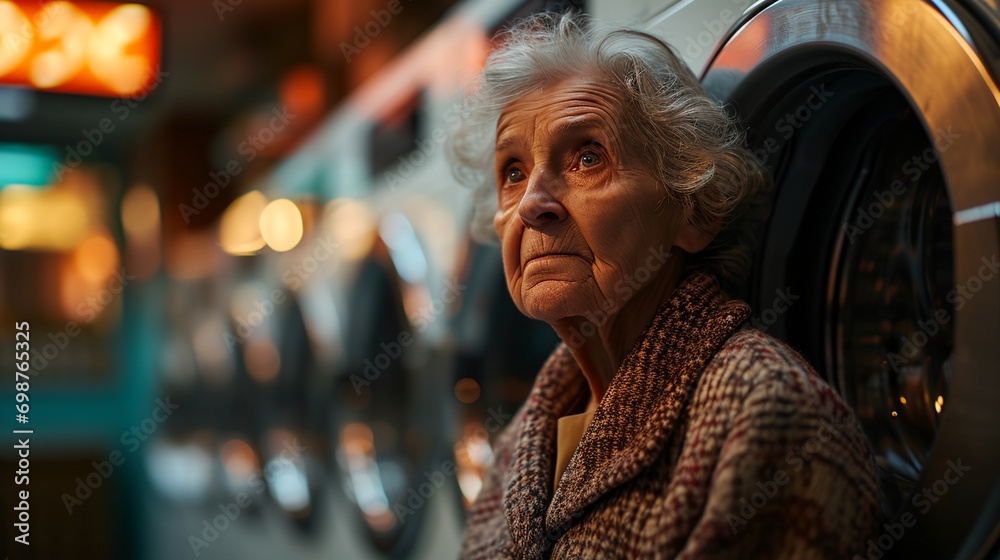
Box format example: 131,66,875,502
596,0,1000,557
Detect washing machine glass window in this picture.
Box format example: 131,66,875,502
831,115,954,516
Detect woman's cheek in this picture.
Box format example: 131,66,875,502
496,211,523,280
493,208,505,237
494,209,517,245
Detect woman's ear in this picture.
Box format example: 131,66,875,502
673,219,718,254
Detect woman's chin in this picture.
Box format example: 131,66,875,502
517,284,590,324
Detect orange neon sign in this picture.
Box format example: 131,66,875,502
0,1,161,97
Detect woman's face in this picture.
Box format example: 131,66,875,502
493,76,695,324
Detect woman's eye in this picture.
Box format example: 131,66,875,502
579,150,601,168
506,168,526,184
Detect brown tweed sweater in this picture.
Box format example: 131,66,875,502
460,273,879,559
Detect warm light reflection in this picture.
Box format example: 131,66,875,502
31,2,92,88
345,14,489,118
121,183,159,240
457,472,483,504
221,438,259,479
279,64,325,123
935,395,944,414
339,423,394,531
122,184,160,279
463,434,493,466
342,423,375,456
0,3,32,77
283,198,319,241
86,4,153,94
0,1,162,97
219,190,267,255
324,198,376,261
165,230,220,280
454,378,481,404
899,396,907,405
73,233,118,283
0,184,90,250
59,233,122,322
260,198,303,252
244,337,281,383
454,419,494,506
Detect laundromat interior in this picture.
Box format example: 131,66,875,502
0,0,999,558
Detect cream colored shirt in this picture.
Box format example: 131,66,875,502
554,409,596,487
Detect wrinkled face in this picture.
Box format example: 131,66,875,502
493,76,687,323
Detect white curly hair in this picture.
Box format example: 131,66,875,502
448,12,771,295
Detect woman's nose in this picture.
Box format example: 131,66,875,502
517,170,567,230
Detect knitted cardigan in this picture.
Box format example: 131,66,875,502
460,272,880,559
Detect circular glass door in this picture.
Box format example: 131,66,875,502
830,115,954,515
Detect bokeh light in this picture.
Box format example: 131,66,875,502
220,190,267,255
259,198,303,252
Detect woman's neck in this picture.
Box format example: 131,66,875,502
551,258,685,412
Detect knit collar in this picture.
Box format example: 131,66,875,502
502,272,751,559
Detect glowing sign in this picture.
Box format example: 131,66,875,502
0,143,58,187
0,2,161,97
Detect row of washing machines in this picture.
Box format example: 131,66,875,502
145,205,557,559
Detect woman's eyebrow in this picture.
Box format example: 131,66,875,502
550,118,622,159
495,135,519,154
550,116,609,139
494,116,614,157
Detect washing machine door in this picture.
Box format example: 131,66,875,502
701,0,1000,558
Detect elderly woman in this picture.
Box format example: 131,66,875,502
450,14,880,560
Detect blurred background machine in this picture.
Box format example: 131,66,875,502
0,0,561,558
0,0,997,559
